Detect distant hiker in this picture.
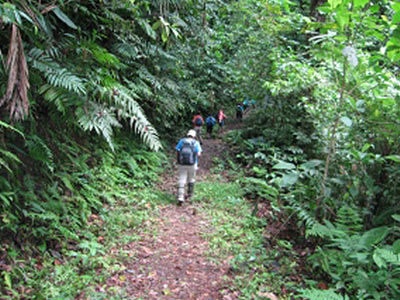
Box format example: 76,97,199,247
176,129,202,205
205,115,217,138
236,103,244,122
250,99,256,108
217,109,227,133
192,114,204,144
243,98,249,111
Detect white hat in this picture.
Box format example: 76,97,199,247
187,129,196,138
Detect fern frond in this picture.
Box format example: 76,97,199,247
287,196,317,230
298,288,349,300
113,43,139,61
45,68,86,94
76,101,121,152
38,84,83,114
128,79,153,98
30,48,86,95
0,120,24,137
25,135,54,172
91,45,121,68
137,66,162,91
0,148,22,173
373,247,400,269
163,77,180,92
336,205,363,233
113,85,162,151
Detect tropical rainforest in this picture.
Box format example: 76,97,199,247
1,0,400,299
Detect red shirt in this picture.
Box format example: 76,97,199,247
192,115,204,125
218,111,226,122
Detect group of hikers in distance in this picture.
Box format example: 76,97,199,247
236,97,256,122
175,98,256,206
174,109,227,206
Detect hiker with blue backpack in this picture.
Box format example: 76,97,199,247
192,113,204,144
176,129,203,205
205,115,217,138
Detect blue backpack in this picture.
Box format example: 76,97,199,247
178,139,197,165
194,117,203,126
206,116,216,126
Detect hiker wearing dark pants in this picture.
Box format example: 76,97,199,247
192,114,204,145
176,130,202,205
205,115,216,138
236,103,244,122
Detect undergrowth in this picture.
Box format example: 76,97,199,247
0,133,168,299
193,180,296,300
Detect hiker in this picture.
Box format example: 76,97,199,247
236,103,244,122
192,113,204,144
205,115,216,138
243,98,249,111
175,129,202,205
250,98,256,108
217,109,227,133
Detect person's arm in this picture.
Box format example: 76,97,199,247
197,142,202,157
176,140,182,162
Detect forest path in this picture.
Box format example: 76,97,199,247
102,119,244,299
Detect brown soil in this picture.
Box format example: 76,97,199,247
98,121,243,299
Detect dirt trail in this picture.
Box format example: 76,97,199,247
101,122,242,299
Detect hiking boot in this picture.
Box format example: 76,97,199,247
177,186,184,205
188,183,195,198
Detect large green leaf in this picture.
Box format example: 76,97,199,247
360,227,390,248
353,0,369,8
281,172,299,186
52,7,77,30
273,161,296,170
138,19,156,40
393,240,400,254
301,159,322,170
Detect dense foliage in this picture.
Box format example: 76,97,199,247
0,1,235,297
1,0,400,299
224,0,400,299
0,1,234,239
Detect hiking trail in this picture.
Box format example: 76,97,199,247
96,122,243,299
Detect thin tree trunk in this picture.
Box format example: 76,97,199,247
318,61,347,213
